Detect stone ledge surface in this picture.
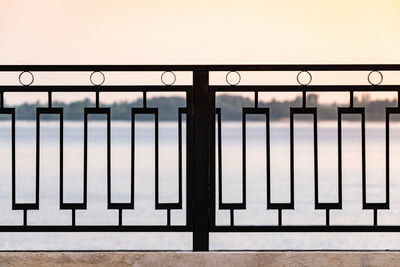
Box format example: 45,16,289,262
1,251,400,267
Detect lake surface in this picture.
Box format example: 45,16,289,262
1,119,400,250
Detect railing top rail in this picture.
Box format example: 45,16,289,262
0,64,400,72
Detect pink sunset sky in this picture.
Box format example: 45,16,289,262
0,0,400,104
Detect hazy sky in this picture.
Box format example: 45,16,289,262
1,0,400,64
1,0,400,104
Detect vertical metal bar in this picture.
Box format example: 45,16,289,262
178,109,183,206
192,71,209,251
349,91,354,108
0,91,4,108
217,109,222,209
326,209,330,226
167,209,171,226
95,91,100,108
83,111,88,208
131,110,135,208
278,209,282,226
314,112,319,207
209,91,216,231
386,110,390,207
289,110,294,206
23,209,27,226
186,87,194,228
338,111,343,208
361,110,366,208
48,92,52,108
242,109,247,208
155,111,159,209
107,111,111,208
35,109,40,208
60,110,64,211
143,92,147,108
71,209,76,226
11,110,16,209
266,109,271,207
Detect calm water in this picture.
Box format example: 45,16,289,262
1,119,400,250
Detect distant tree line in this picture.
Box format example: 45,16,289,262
1,94,397,121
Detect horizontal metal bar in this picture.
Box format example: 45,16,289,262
1,85,398,93
291,107,317,114
85,107,109,114
315,203,341,210
36,107,63,113
60,203,85,210
338,107,364,114
0,108,15,114
13,203,38,210
0,86,190,92
0,226,191,232
211,226,400,232
268,203,293,210
1,64,400,72
219,203,245,210
211,85,400,92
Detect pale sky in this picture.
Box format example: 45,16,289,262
1,0,400,104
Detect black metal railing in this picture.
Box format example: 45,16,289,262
0,64,400,251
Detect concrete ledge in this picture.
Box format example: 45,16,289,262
0,251,400,266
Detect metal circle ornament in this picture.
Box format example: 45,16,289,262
226,71,241,86
368,70,383,86
297,71,312,86
90,71,105,86
19,71,34,86
161,71,176,86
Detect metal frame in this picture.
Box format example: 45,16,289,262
0,65,399,251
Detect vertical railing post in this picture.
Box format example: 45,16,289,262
192,70,210,251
